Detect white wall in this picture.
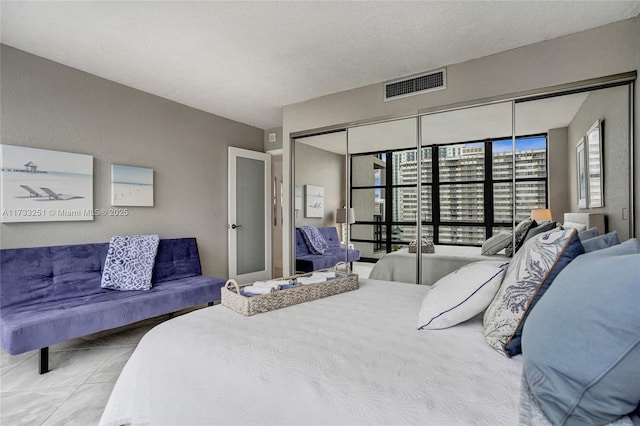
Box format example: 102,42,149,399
0,45,265,278
282,17,640,274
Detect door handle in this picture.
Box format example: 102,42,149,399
230,224,242,229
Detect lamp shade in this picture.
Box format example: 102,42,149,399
336,208,355,224
530,208,552,222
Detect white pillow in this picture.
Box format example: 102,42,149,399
563,221,587,231
417,261,508,330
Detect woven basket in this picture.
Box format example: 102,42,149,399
221,262,359,316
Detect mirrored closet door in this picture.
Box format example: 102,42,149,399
414,102,516,283
348,118,419,282
515,84,632,240
293,131,350,274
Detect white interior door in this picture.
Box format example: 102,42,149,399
228,147,272,282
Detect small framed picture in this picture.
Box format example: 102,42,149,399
576,138,587,208
111,165,154,207
304,184,324,218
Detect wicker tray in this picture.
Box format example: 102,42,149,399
221,264,359,316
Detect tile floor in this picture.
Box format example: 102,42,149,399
0,263,375,425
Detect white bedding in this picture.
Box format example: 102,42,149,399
100,279,527,426
369,246,509,284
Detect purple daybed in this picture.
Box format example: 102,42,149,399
295,226,360,272
0,238,225,374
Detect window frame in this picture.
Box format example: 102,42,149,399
349,133,548,259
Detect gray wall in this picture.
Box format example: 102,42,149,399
294,143,345,228
636,16,640,238
547,127,570,221
567,86,630,240
264,127,283,152
0,45,264,278
282,17,640,273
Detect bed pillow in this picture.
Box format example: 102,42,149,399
522,249,640,425
101,235,160,291
578,226,599,241
562,221,587,231
483,228,584,356
418,261,508,330
298,225,329,255
581,230,620,253
505,218,535,257
522,221,557,245
481,232,512,255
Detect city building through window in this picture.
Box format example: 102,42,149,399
350,135,547,261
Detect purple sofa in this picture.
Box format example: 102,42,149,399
295,226,360,272
0,238,225,374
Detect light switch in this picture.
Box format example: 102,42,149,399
268,133,277,143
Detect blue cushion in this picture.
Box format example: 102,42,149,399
578,226,599,241
581,230,620,253
522,242,640,425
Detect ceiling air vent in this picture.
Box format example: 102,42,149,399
384,68,446,101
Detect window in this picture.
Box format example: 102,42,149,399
350,135,547,259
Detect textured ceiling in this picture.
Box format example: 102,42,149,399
1,1,639,129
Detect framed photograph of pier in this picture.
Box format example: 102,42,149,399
304,184,324,218
0,144,94,222
111,164,154,207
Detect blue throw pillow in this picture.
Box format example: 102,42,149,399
298,225,329,255
581,230,620,252
522,245,640,425
101,235,160,291
578,226,599,241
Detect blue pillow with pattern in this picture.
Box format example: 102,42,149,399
298,226,329,255
484,228,584,356
101,235,160,291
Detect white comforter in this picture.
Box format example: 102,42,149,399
100,279,525,426
369,246,509,284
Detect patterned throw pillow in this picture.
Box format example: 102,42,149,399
483,228,584,356
101,235,160,291
299,225,329,255
505,218,536,257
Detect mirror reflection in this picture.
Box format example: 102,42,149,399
291,84,632,283
293,132,360,274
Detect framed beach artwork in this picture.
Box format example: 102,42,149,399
305,184,324,218
576,138,587,208
111,165,154,206
0,144,93,222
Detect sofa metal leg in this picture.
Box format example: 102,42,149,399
208,302,214,307
39,347,49,374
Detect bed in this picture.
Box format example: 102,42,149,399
368,213,606,285
100,279,530,425
369,245,509,284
